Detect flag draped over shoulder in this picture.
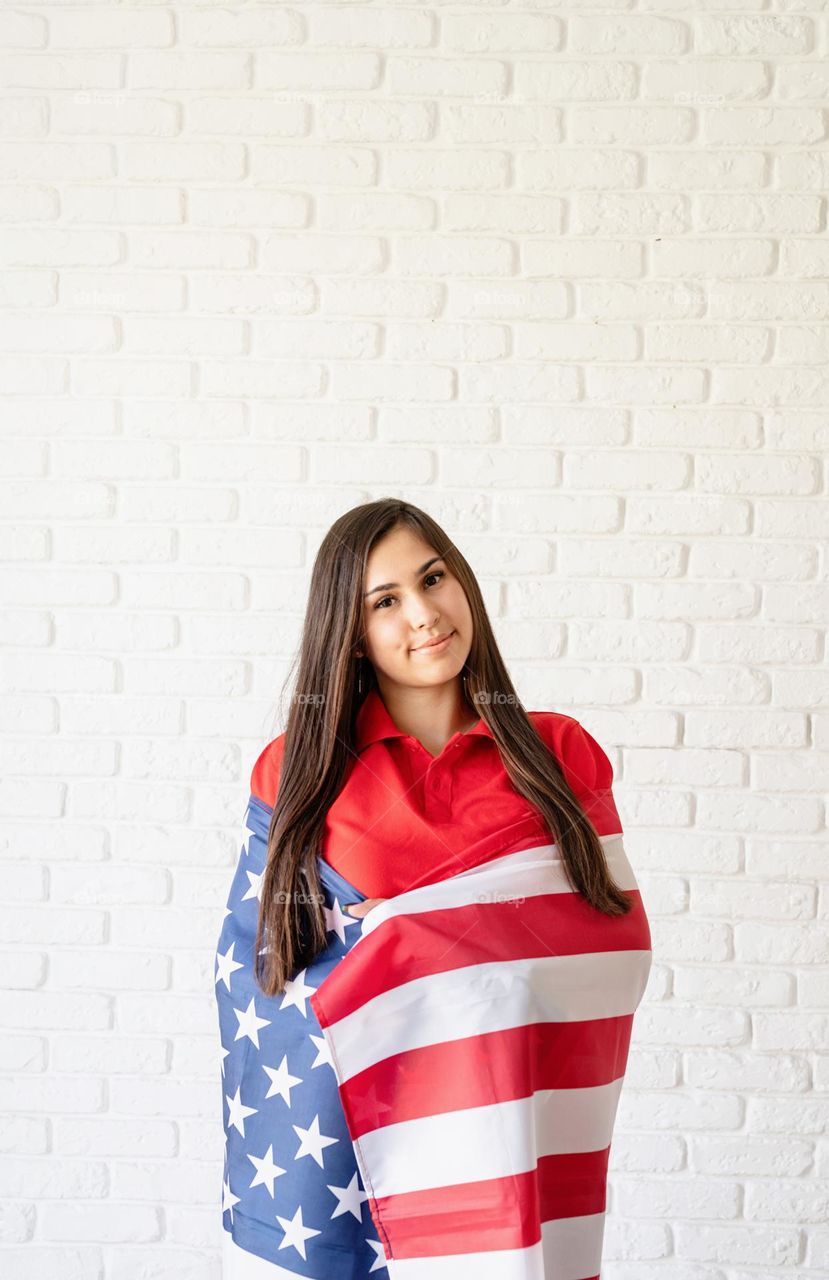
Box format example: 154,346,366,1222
216,793,389,1279
216,793,651,1280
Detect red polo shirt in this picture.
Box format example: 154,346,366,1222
250,687,622,899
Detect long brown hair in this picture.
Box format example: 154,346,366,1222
254,498,633,997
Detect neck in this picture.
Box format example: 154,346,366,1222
375,677,477,753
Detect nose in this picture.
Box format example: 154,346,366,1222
407,599,440,632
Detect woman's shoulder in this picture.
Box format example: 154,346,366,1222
529,709,613,777
250,730,287,810
528,709,621,834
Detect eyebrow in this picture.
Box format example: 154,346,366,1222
363,556,444,599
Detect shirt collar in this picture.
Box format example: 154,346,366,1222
354,685,493,753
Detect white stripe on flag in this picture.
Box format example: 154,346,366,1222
359,835,633,941
327,947,651,1082
385,1211,605,1280
387,1239,545,1280
358,1077,625,1196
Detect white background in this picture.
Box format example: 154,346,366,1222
1,2,828,1277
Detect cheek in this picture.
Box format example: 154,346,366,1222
365,609,402,647
447,583,471,624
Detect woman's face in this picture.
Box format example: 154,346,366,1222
358,525,473,692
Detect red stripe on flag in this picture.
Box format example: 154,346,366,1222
340,1015,634,1138
367,1149,610,1260
313,887,650,1028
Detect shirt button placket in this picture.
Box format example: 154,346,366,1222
426,759,453,822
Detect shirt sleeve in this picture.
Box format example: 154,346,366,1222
534,713,623,838
249,731,286,810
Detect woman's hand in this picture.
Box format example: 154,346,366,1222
344,897,388,918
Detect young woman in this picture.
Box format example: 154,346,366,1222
215,498,652,1280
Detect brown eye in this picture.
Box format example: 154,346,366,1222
372,570,444,610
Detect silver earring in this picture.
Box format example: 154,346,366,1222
357,658,363,695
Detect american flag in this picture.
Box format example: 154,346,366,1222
216,792,389,1278
217,796,652,1279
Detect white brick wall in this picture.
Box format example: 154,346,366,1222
1,3,827,1276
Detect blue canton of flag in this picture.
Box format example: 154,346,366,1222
215,793,389,1278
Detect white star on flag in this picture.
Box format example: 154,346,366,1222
327,1171,369,1221
225,1085,257,1138
279,967,316,1018
219,1042,230,1077
242,867,265,903
247,1143,286,1196
275,1204,321,1260
215,941,244,991
222,1176,241,1221
262,1053,303,1106
240,811,256,857
324,896,362,944
292,1113,339,1168
234,996,270,1048
368,1237,389,1271
309,1033,333,1069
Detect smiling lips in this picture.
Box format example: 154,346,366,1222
412,630,455,652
